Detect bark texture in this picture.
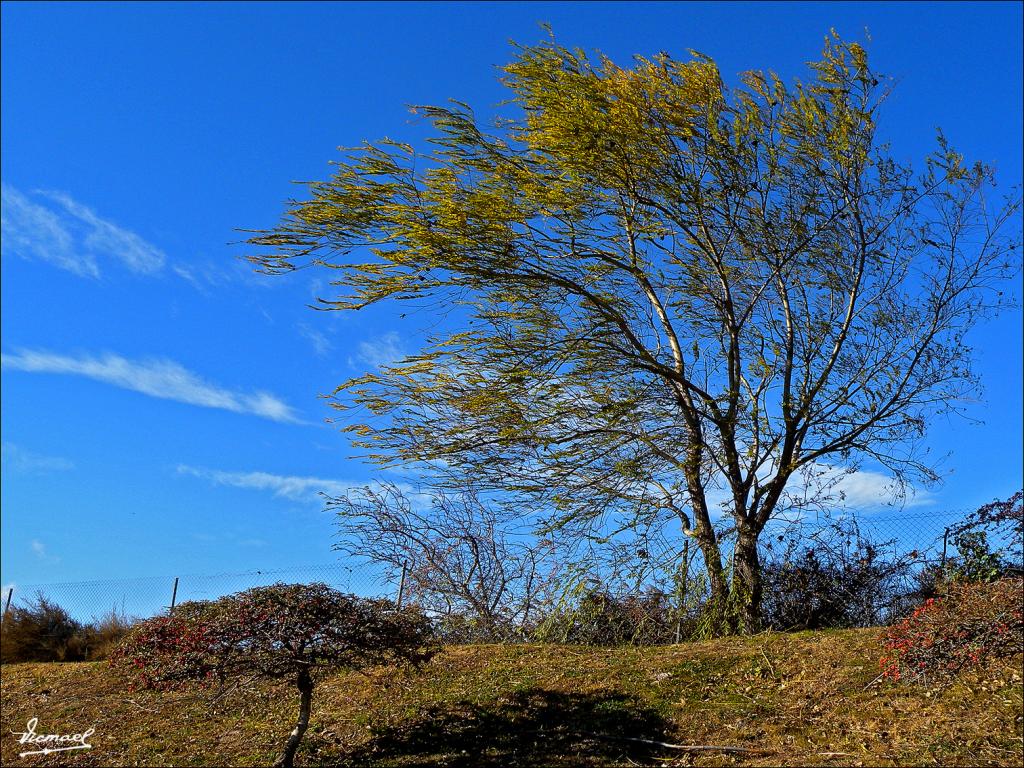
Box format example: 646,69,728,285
274,668,313,768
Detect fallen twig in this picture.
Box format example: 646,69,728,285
863,671,886,690
759,644,779,680
125,698,160,713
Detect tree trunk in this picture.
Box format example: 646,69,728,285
274,668,313,768
691,529,730,636
732,528,763,634
679,479,731,637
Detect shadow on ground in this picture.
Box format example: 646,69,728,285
329,688,674,767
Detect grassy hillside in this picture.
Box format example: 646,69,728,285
1,629,1021,767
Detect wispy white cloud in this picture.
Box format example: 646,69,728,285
1,183,165,277
171,260,258,293
41,191,165,274
172,263,224,292
355,331,405,369
1,442,75,474
30,540,59,563
177,464,363,502
1,349,303,424
831,467,920,508
298,323,333,357
178,464,435,515
1,183,96,277
692,457,933,523
794,462,934,511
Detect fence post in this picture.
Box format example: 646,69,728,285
2,587,12,619
170,577,179,613
940,527,950,569
396,561,407,610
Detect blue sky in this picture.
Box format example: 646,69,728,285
2,1,1022,590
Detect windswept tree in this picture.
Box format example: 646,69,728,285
248,32,1021,633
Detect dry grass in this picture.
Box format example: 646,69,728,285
1,629,1021,766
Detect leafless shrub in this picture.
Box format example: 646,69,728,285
761,518,918,630
329,483,559,641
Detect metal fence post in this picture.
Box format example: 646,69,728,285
940,527,950,569
170,577,179,613
396,561,407,609
2,587,13,619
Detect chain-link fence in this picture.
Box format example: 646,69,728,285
762,507,965,564
535,505,1018,642
2,562,396,624
2,506,1015,634
768,506,1020,571
752,508,981,627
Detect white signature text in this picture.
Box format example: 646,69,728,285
12,717,95,758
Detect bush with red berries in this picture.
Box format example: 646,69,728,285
879,577,1023,683
111,583,434,768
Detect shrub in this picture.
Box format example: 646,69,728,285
533,587,678,646
879,577,1024,683
111,583,435,768
761,522,913,631
1,596,136,664
942,491,1024,584
431,612,517,645
945,529,1006,583
81,608,136,660
906,493,1024,606
1,594,87,663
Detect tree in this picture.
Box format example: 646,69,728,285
111,584,435,768
248,32,1021,633
330,483,558,640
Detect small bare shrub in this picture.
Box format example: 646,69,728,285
82,608,136,660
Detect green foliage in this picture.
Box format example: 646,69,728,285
908,493,1024,605
248,29,1022,635
949,530,1006,584
949,490,1024,583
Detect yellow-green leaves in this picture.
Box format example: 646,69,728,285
247,30,1019,566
